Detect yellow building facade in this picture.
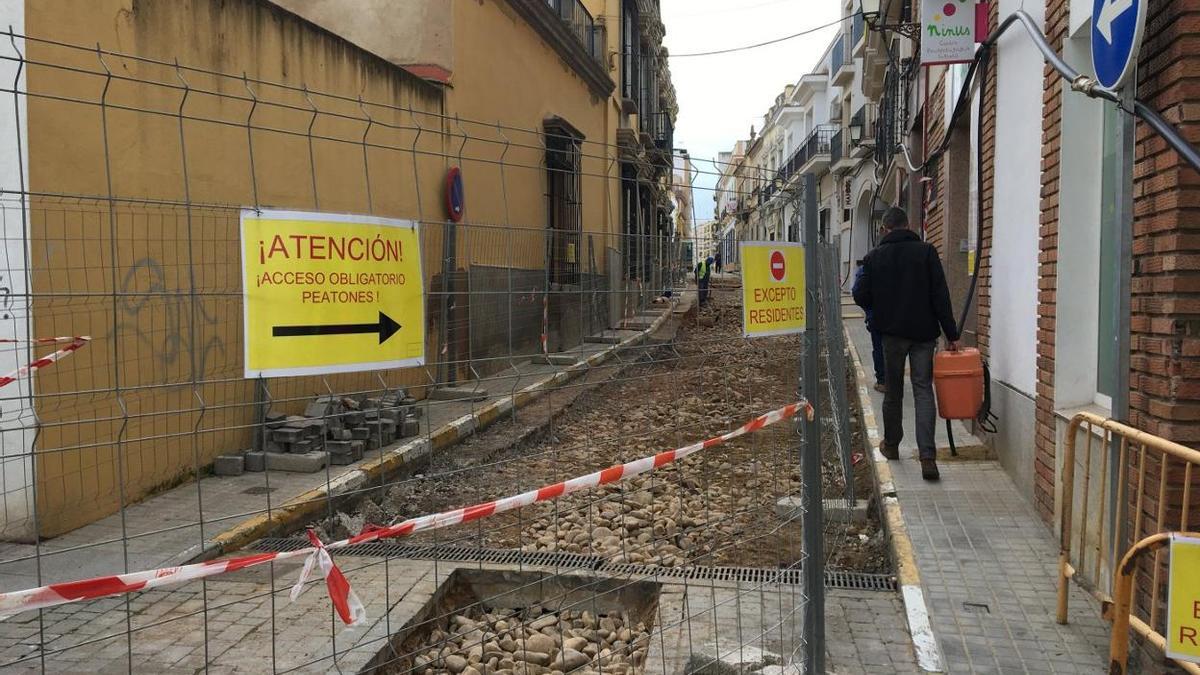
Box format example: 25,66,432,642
0,0,675,538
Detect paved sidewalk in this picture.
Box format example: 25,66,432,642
0,301,679,593
826,590,921,673
0,359,578,588
847,315,1110,674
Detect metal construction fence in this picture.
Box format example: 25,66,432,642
0,32,866,675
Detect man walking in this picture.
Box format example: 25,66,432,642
852,207,960,480
851,259,886,393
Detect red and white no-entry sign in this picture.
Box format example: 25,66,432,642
741,241,804,338
770,250,786,282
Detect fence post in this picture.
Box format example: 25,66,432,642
801,172,825,673
826,241,854,506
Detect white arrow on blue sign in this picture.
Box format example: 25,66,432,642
1091,0,1147,90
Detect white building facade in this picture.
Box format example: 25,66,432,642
723,4,879,289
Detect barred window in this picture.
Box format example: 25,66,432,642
545,118,583,286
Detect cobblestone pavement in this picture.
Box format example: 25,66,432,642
849,317,1111,674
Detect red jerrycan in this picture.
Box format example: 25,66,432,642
933,347,984,420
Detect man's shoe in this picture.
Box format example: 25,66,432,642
879,443,899,460
921,458,940,481
874,382,887,393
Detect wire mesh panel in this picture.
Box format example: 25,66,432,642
0,25,880,675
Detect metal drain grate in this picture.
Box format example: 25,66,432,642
251,538,896,591
824,569,897,592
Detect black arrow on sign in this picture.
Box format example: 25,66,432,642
272,311,402,344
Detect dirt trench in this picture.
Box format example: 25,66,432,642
303,287,887,574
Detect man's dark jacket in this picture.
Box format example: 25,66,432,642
852,229,959,342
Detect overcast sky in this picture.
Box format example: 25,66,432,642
661,0,842,222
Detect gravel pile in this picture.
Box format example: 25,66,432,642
405,605,652,675
515,458,801,567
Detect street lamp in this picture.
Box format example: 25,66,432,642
848,117,864,145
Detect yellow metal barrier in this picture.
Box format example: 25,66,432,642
1058,413,1200,672
1060,410,1200,619
1108,532,1200,675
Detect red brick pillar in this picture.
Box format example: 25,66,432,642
1033,0,1070,523
1127,0,1200,642
1129,0,1200,516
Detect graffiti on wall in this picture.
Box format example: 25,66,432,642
115,257,226,385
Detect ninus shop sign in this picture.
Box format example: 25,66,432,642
921,0,977,65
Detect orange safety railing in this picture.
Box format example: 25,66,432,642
1108,532,1200,675
1058,412,1200,673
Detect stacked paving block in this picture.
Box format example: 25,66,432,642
247,389,423,472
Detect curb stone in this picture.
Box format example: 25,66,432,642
195,305,675,561
844,327,945,674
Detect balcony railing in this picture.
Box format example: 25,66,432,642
831,34,846,76
804,125,836,162
644,111,674,151
875,61,914,168
548,0,605,63
850,104,871,135
850,103,877,151
776,125,837,186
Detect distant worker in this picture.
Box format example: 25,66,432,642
852,207,959,481
695,255,712,305
851,259,886,393
714,250,723,275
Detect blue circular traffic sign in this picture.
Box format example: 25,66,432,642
1091,0,1146,90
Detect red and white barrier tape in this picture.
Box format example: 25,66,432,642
289,530,367,626
0,337,88,345
0,337,90,390
0,400,811,623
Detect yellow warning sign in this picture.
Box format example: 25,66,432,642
241,209,425,378
1167,534,1200,664
741,242,805,338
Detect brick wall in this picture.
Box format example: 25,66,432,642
1031,0,1200,615
924,70,948,255
1128,0,1200,630
1130,0,1200,444
1033,0,1069,523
